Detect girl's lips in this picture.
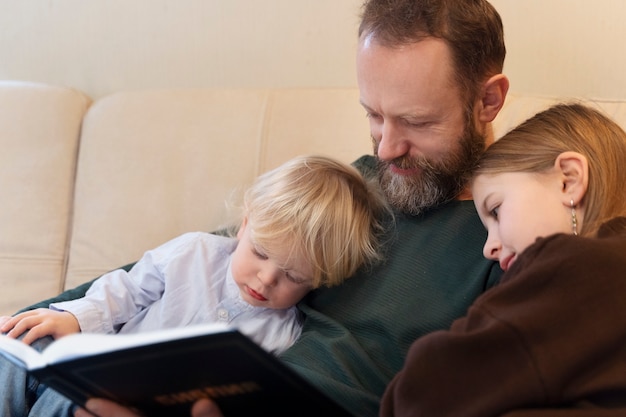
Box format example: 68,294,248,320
246,286,267,301
500,254,516,272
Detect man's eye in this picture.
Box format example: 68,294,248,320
403,119,428,129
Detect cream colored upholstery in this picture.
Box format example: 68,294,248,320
0,81,91,314
2,81,626,315
64,88,371,290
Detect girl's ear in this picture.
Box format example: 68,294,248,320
555,151,589,206
236,216,248,239
477,74,509,123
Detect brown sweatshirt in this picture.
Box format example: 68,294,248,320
380,217,626,417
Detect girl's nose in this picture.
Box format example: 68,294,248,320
483,236,501,261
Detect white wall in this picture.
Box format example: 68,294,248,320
491,0,626,99
0,1,625,100
0,0,362,98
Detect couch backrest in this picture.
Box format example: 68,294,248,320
0,81,91,314
4,81,626,315
63,88,372,289
493,93,626,139
65,89,626,290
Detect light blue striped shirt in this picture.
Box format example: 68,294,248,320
52,232,302,355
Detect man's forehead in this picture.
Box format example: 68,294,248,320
357,39,456,90
357,38,462,116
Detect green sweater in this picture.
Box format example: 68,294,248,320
23,155,502,417
279,155,502,416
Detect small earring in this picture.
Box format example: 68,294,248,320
570,199,578,236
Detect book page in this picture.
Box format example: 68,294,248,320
0,334,47,370
41,322,234,365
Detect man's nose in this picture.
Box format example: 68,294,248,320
375,122,410,161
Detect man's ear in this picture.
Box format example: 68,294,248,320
555,151,589,206
477,74,509,123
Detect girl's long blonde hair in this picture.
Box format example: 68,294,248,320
473,102,626,237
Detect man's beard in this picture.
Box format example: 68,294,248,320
375,122,485,216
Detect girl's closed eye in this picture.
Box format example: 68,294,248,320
489,205,500,220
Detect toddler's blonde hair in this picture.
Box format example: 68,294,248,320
244,154,390,288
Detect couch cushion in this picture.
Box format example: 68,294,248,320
64,88,373,290
0,81,91,315
493,92,626,138
64,89,267,289
259,88,371,171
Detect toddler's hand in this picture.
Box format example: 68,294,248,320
0,315,12,330
0,308,80,344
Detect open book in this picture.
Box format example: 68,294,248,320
0,323,355,417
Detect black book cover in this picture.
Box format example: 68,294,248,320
1,326,355,417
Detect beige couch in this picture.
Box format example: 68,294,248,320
2,80,626,316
